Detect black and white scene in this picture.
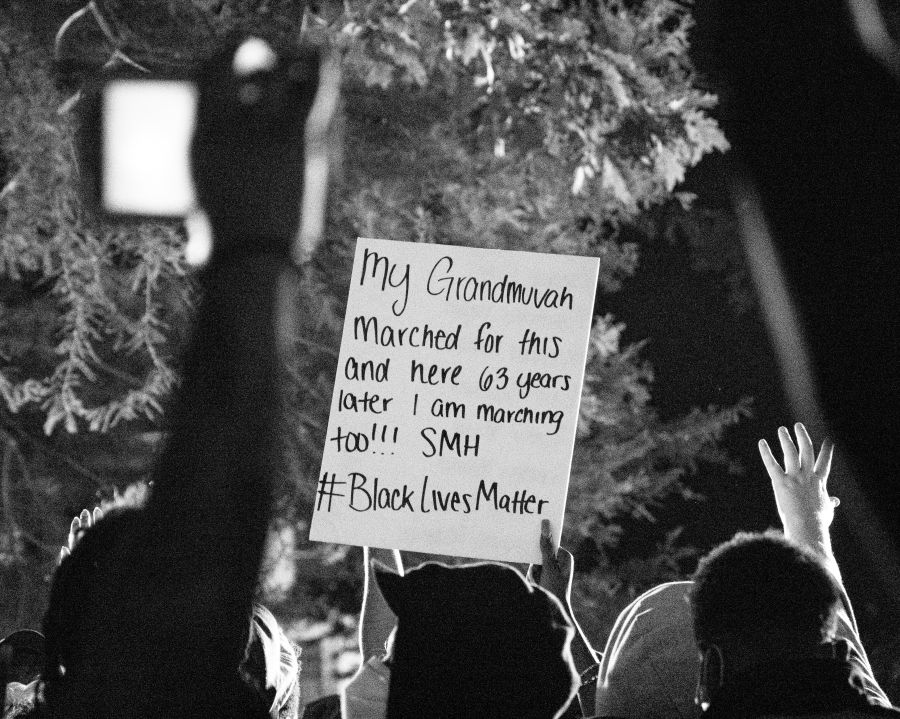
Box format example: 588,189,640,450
1,1,899,717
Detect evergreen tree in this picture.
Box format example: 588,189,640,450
1,0,745,643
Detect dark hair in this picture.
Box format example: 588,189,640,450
376,561,577,719
42,508,285,718
690,531,841,654
42,507,144,686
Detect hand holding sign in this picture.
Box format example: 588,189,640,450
310,238,599,563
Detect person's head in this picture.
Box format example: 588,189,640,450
375,560,578,719
690,531,841,696
42,506,144,692
43,504,298,719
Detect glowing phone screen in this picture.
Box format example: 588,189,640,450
102,79,198,217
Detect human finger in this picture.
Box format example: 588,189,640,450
814,439,835,486
778,426,799,475
540,519,555,559
59,546,69,564
79,508,91,528
794,423,815,471
758,439,784,480
67,516,81,550
93,507,103,524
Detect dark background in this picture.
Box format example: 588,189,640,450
609,0,900,687
690,0,900,542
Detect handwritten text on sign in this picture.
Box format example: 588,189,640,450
309,238,600,564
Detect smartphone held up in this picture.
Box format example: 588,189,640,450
76,36,340,262
100,77,199,217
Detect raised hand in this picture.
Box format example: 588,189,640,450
190,38,324,259
530,519,574,607
758,423,838,546
58,506,103,565
528,519,598,717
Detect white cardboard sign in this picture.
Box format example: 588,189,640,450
309,238,600,564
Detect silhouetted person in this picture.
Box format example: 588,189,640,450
40,36,323,718
690,532,900,719
375,560,578,719
594,423,893,718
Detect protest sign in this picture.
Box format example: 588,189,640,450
309,238,600,564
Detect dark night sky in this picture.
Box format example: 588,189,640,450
608,207,785,544
611,0,900,633
689,0,900,526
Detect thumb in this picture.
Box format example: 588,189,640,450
540,518,555,559
814,439,835,486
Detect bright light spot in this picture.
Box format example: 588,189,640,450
103,80,198,216
262,522,297,600
232,37,277,76
184,210,213,266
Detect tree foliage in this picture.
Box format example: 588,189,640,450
0,22,193,435
1,0,744,643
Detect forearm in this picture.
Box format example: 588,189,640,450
782,519,842,584
145,254,294,659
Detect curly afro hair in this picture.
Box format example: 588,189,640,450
690,530,841,654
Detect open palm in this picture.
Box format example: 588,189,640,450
758,423,838,541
